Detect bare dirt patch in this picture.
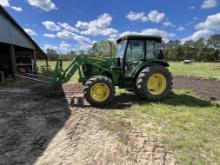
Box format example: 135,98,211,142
36,108,176,165
0,82,177,165
173,76,220,101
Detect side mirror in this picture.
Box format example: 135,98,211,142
107,41,113,57
159,50,164,59
117,57,121,66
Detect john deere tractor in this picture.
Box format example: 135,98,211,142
53,35,172,106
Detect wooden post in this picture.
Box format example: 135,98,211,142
0,71,5,84
10,45,16,80
46,57,49,71
33,49,37,74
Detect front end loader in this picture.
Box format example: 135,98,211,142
53,35,172,106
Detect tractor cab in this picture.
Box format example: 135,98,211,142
115,35,167,86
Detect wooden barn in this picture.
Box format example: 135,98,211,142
0,5,48,80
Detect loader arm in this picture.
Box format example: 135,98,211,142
52,56,82,85
52,55,114,85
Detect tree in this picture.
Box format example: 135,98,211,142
164,40,181,60
163,35,220,62
194,38,206,61
165,40,180,49
46,48,59,60
184,40,195,48
194,38,205,49
89,40,116,57
207,34,220,49
58,50,78,61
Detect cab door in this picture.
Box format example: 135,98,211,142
125,40,145,77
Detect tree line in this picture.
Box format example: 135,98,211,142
163,34,220,61
46,34,220,62
46,40,117,61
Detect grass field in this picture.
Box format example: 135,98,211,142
169,62,220,80
38,61,220,81
113,90,220,164
37,61,78,81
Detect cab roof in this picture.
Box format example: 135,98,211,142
117,35,162,43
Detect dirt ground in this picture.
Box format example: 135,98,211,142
173,76,220,101
0,76,219,165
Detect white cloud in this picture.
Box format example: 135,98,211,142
177,26,185,31
59,41,71,50
0,0,23,12
201,0,217,9
126,11,148,22
57,30,91,45
193,17,198,21
42,20,92,46
148,10,165,23
44,44,58,50
0,0,9,6
11,6,23,12
42,21,61,31
75,13,118,37
163,21,175,27
27,0,57,11
57,30,74,39
189,6,196,10
181,29,214,42
186,21,194,26
142,28,175,38
58,22,79,33
195,13,220,30
76,13,111,29
127,10,166,23
43,33,56,38
121,28,175,42
24,28,38,36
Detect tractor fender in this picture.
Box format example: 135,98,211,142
131,60,170,79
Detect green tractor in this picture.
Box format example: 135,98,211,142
53,35,172,106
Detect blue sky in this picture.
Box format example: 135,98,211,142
1,0,220,52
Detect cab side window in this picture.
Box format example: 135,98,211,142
146,41,157,59
126,40,145,62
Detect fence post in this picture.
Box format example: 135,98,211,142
0,71,5,84
10,45,16,80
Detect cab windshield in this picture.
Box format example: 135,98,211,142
116,40,127,58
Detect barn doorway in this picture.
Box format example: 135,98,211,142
14,46,36,74
0,43,37,80
0,43,11,78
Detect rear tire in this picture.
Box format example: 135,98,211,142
136,66,172,101
84,76,115,106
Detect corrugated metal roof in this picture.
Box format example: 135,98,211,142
0,5,47,59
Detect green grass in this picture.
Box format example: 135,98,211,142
113,90,220,164
37,60,78,82
169,62,220,80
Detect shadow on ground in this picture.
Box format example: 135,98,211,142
0,83,71,165
70,91,214,110
114,92,213,108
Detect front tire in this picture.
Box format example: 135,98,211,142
136,66,172,101
84,76,115,106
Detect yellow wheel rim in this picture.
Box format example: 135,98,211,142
147,73,167,95
90,83,110,102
